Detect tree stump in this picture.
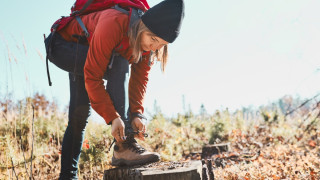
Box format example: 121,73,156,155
201,143,230,159
103,161,202,180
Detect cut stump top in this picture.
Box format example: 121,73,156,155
103,160,202,180
202,143,230,158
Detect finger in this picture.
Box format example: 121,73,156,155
135,133,143,141
135,133,143,140
142,124,146,133
135,121,142,132
119,126,126,141
113,130,121,142
139,129,145,141
139,133,145,141
133,128,143,140
132,121,137,131
140,124,146,140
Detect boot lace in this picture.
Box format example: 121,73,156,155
108,131,148,154
124,136,145,154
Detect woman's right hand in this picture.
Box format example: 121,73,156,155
111,117,126,142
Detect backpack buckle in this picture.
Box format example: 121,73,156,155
137,9,144,17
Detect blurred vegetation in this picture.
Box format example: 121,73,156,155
0,93,319,179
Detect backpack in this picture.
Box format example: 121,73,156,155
44,0,150,86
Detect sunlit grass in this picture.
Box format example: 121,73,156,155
0,92,319,179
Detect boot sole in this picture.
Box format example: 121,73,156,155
111,155,160,167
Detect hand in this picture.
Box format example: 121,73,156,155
111,117,126,142
131,117,146,141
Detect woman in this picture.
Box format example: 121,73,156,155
56,0,184,179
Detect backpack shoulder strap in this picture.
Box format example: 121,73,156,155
129,7,144,28
114,4,129,15
75,16,90,37
71,0,94,16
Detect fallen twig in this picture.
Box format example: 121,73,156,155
42,157,54,169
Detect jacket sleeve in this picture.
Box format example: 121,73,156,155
129,55,153,115
84,12,127,124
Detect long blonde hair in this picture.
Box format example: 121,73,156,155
128,19,168,72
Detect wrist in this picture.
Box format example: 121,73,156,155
110,117,120,125
105,112,121,125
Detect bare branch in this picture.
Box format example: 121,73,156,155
30,104,35,180
11,158,19,180
285,93,320,117
305,110,320,132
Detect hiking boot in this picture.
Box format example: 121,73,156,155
111,135,160,166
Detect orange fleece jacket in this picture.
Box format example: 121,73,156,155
59,9,152,124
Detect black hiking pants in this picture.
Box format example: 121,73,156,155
51,34,133,179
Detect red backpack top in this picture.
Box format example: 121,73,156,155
45,0,150,86
51,0,150,33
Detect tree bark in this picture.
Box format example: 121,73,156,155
103,161,202,180
201,143,230,159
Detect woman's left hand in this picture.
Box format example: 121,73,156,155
131,117,146,141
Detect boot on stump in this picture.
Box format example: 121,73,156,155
111,134,160,166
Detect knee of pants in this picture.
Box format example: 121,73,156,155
69,105,90,130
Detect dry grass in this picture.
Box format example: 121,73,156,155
0,93,319,179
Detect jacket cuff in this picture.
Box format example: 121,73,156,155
130,112,147,120
104,112,120,125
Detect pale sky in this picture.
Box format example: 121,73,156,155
1,0,320,122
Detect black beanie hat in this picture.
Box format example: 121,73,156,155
141,0,185,43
